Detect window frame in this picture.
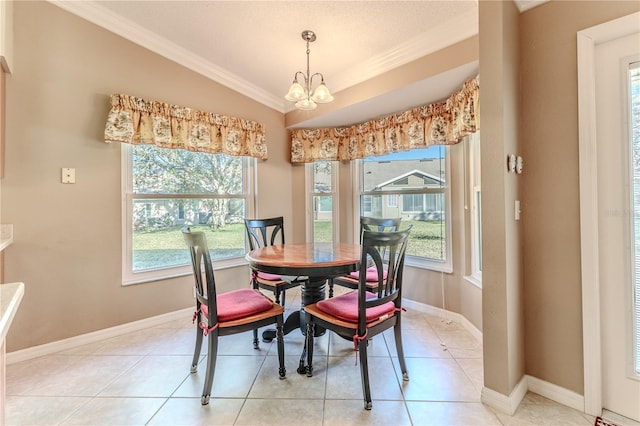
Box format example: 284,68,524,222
305,161,339,243
121,144,255,285
353,148,452,272
465,132,482,288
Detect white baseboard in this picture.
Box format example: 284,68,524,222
526,374,584,411
481,375,528,415
401,297,483,343
6,307,192,364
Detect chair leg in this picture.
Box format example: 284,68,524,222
305,321,315,377
191,321,204,373
201,330,219,405
394,321,409,381
358,337,373,410
274,288,281,305
280,289,286,307
276,316,286,379
328,279,334,298
252,329,260,350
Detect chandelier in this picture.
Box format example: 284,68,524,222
284,30,334,111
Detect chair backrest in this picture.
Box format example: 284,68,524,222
182,227,219,323
245,216,285,250
359,216,402,242
358,227,411,327
359,217,402,269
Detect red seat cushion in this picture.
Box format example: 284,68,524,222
316,291,395,323
348,266,387,282
257,271,282,281
201,288,273,322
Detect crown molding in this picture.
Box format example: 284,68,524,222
329,6,478,94
48,0,285,112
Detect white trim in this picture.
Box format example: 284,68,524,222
401,297,482,343
527,375,585,412
481,376,528,415
6,308,193,365
577,11,640,417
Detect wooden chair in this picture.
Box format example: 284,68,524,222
329,216,402,297
245,217,305,345
304,227,411,410
183,227,286,405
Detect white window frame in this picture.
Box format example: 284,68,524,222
353,149,452,272
465,132,482,288
306,161,339,243
121,144,255,285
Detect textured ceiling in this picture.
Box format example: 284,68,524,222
51,0,546,126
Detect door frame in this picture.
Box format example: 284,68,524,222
577,11,640,417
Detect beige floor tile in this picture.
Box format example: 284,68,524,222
6,355,143,397
147,397,245,425
5,396,92,426
455,357,485,392
97,355,192,397
5,305,596,425
174,354,267,398
396,357,481,402
385,328,452,359
60,397,166,425
323,399,412,425
325,355,403,401
495,392,593,425
249,355,328,399
406,401,502,425
235,398,325,426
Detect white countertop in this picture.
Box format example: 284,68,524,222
0,224,13,252
1,282,24,342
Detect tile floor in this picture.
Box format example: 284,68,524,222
6,288,598,425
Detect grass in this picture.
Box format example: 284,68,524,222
132,220,445,271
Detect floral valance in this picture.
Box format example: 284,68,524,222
104,94,268,159
290,75,479,163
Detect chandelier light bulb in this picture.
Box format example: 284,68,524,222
295,98,318,111
311,82,333,103
285,80,306,102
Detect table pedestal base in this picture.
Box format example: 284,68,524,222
260,277,327,374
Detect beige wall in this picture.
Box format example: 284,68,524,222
2,1,292,352
479,0,525,396
519,0,640,395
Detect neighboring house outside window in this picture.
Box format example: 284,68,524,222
306,161,339,243
122,144,254,285
357,146,452,272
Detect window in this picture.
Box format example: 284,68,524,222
629,62,640,376
466,132,482,286
358,146,451,271
306,161,338,243
122,144,254,284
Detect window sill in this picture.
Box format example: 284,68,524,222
405,257,453,274
122,257,248,286
464,274,482,289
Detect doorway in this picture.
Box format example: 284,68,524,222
578,12,640,422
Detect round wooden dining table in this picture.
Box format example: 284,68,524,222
246,242,361,373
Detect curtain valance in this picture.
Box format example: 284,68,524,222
290,75,479,163
104,94,268,159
